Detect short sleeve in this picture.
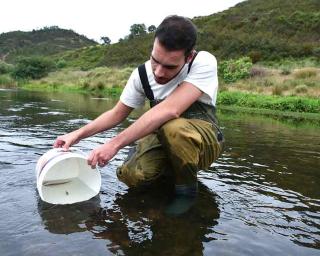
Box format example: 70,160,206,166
183,52,218,105
120,68,146,108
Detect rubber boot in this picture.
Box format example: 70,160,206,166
165,183,198,216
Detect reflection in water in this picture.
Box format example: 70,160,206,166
39,181,219,255
1,89,320,255
37,196,102,235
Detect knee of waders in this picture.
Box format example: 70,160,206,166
158,118,189,146
116,149,168,188
158,118,202,156
116,164,144,188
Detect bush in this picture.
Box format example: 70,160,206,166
217,91,320,113
0,74,16,87
219,57,253,83
295,84,308,93
11,57,54,79
250,66,268,77
0,61,13,74
56,59,67,69
293,68,317,79
280,68,291,75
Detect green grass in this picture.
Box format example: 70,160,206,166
3,62,318,124
0,74,17,87
20,82,123,96
217,91,320,113
221,64,320,98
219,105,320,124
20,66,133,94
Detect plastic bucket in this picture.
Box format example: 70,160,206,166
36,147,101,205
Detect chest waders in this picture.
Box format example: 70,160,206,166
137,54,224,142
116,54,225,189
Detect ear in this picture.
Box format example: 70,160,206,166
186,50,196,63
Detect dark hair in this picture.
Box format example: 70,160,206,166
155,15,197,57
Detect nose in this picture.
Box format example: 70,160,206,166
154,64,165,78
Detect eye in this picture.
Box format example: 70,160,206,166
165,66,177,70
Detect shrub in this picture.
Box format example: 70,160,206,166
295,84,308,93
250,66,268,77
56,59,67,69
219,57,253,83
95,81,105,90
0,74,16,87
0,61,14,74
280,68,291,75
272,85,284,95
11,57,54,79
293,68,317,79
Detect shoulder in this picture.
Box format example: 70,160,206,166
194,51,217,67
188,51,218,76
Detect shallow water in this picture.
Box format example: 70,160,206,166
0,89,319,256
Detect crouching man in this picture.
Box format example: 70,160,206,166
54,15,224,214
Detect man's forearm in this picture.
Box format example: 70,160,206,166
110,103,178,151
77,102,132,140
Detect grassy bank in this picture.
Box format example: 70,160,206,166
18,66,133,96
1,64,319,121
218,91,320,113
220,60,320,98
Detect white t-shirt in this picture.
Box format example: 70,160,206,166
120,51,218,109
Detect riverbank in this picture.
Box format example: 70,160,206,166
1,63,319,122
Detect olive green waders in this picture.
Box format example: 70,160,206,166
117,59,224,188
116,106,224,187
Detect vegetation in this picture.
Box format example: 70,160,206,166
19,66,133,95
0,61,14,74
1,0,319,69
219,57,253,83
0,74,16,87
11,56,55,79
218,91,320,113
0,26,97,63
101,36,111,45
49,0,320,68
220,59,320,98
194,0,320,62
0,0,319,118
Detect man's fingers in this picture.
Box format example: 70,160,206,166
62,142,70,151
53,139,64,148
87,150,109,169
87,151,98,169
98,158,108,167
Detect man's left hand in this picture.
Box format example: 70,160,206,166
87,142,119,169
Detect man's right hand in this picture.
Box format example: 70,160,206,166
53,130,81,150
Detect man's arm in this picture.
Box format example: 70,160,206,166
54,101,133,149
88,82,203,167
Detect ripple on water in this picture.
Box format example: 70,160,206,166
200,165,320,250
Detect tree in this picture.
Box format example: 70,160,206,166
148,25,157,33
11,57,54,79
129,24,147,38
101,36,111,45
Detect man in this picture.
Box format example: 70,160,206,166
54,15,224,211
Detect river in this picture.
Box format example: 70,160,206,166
0,89,319,256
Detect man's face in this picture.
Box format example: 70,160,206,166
150,38,187,84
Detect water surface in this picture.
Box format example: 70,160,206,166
0,89,319,255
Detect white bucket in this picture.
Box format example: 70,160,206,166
36,147,101,205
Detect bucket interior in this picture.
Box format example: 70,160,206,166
39,157,101,204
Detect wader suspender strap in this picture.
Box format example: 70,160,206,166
138,64,155,101
138,53,224,142
138,52,198,103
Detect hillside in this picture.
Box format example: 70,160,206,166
59,0,320,69
0,26,97,63
194,0,320,62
